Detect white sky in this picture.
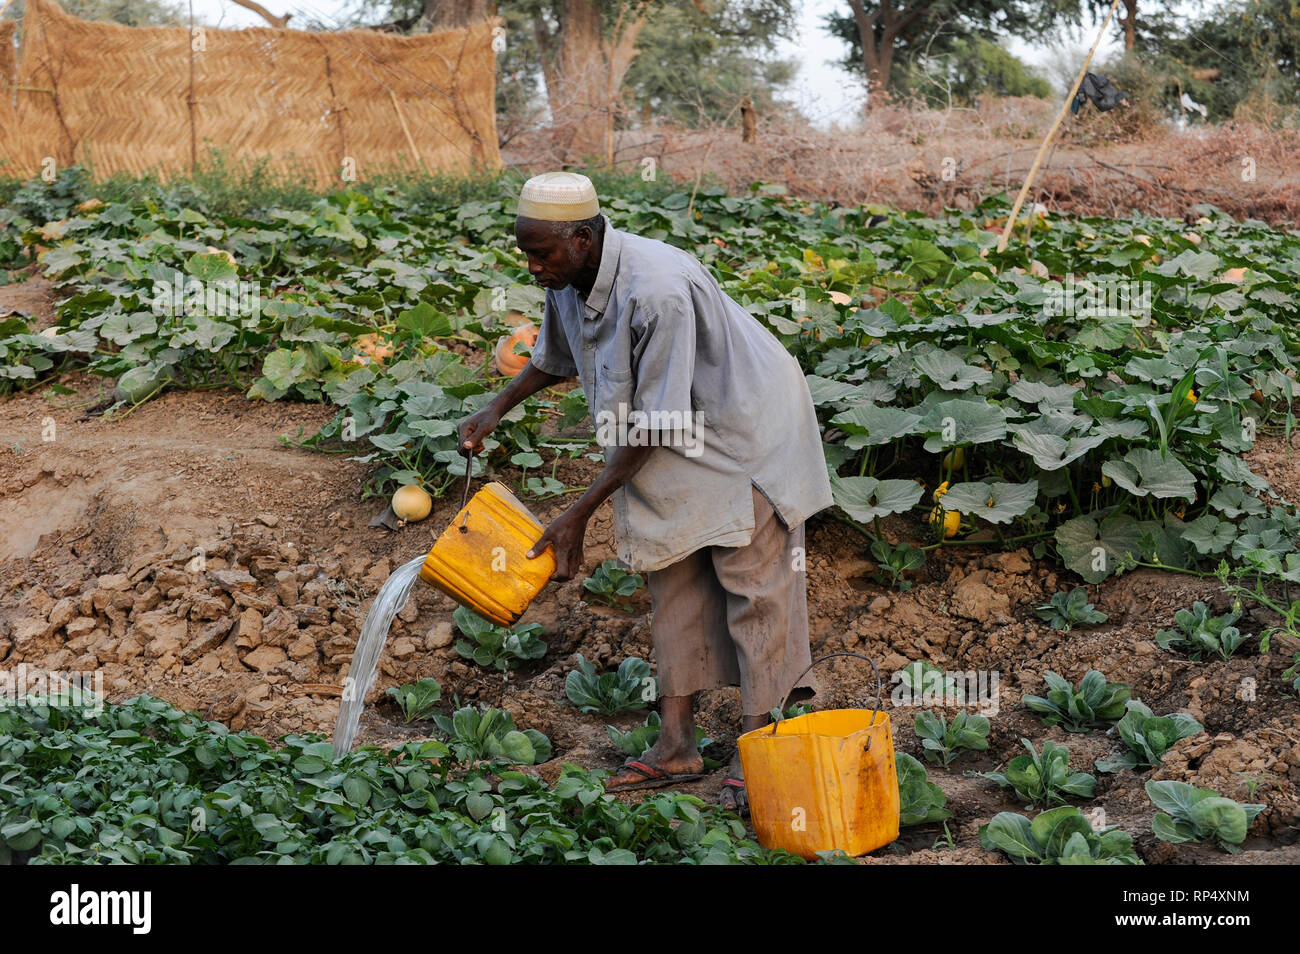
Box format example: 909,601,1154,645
190,0,1133,128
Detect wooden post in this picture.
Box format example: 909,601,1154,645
316,38,347,180
997,0,1122,253
187,0,197,173
389,88,423,171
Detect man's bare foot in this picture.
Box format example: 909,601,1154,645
606,737,704,790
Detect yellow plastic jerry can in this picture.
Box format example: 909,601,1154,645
419,481,555,626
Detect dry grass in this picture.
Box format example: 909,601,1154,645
504,98,1300,224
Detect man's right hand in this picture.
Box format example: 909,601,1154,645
458,405,501,457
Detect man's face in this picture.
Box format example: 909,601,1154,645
515,217,592,291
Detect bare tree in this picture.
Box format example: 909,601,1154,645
534,0,657,161
846,0,928,105
227,0,290,27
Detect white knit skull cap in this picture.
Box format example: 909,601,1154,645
516,171,600,221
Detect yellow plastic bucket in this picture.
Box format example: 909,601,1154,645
738,653,900,859
419,480,556,626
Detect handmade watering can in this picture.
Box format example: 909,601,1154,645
738,652,899,859
419,462,555,625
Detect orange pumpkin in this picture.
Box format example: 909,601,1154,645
493,323,538,377
354,333,395,365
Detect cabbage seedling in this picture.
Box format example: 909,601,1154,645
1146,780,1265,852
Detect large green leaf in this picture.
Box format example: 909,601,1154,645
185,251,238,282
1188,798,1249,845
804,374,861,407
1149,249,1222,280
1029,806,1092,858
937,480,1038,524
900,239,948,279
99,311,158,345
1181,515,1237,555
1010,429,1104,471
1138,517,1191,569
830,404,923,448
912,348,993,391
1055,512,1143,582
979,812,1039,861
1102,449,1196,500
918,398,1008,453
830,475,924,522
396,301,453,338
263,348,307,390
1007,379,1080,412
1208,485,1265,518
1073,314,1134,351
1144,780,1210,817
1214,452,1271,493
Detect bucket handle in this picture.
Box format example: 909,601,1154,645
455,450,473,534
769,651,883,736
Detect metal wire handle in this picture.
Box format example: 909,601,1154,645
456,449,473,533
769,651,884,735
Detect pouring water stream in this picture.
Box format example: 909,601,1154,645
333,457,487,757
332,554,427,757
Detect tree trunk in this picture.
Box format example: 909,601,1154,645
847,0,886,106
552,0,609,159
849,0,926,109
1120,0,1137,49
542,0,654,163
602,4,651,159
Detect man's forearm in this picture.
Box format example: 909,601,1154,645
568,437,655,521
490,362,567,416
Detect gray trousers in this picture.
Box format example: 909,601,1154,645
646,485,816,718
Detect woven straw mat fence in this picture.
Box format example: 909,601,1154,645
0,0,502,185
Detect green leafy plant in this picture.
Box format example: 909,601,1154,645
1285,655,1300,695
1035,587,1108,632
432,705,553,765
913,710,990,766
453,606,548,671
1154,601,1251,661
10,168,1300,599
896,660,967,705
1095,700,1203,773
978,740,1096,808
767,701,814,722
1023,670,1130,732
0,692,805,865
581,559,645,611
931,821,957,851
605,712,714,762
1233,771,1276,799
979,807,1142,865
896,752,951,827
1146,780,1265,853
384,677,442,724
565,655,656,715
870,539,926,592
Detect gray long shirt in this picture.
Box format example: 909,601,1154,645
528,215,833,573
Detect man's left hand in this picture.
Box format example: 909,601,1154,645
528,506,588,581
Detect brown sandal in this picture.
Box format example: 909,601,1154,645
606,759,705,792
